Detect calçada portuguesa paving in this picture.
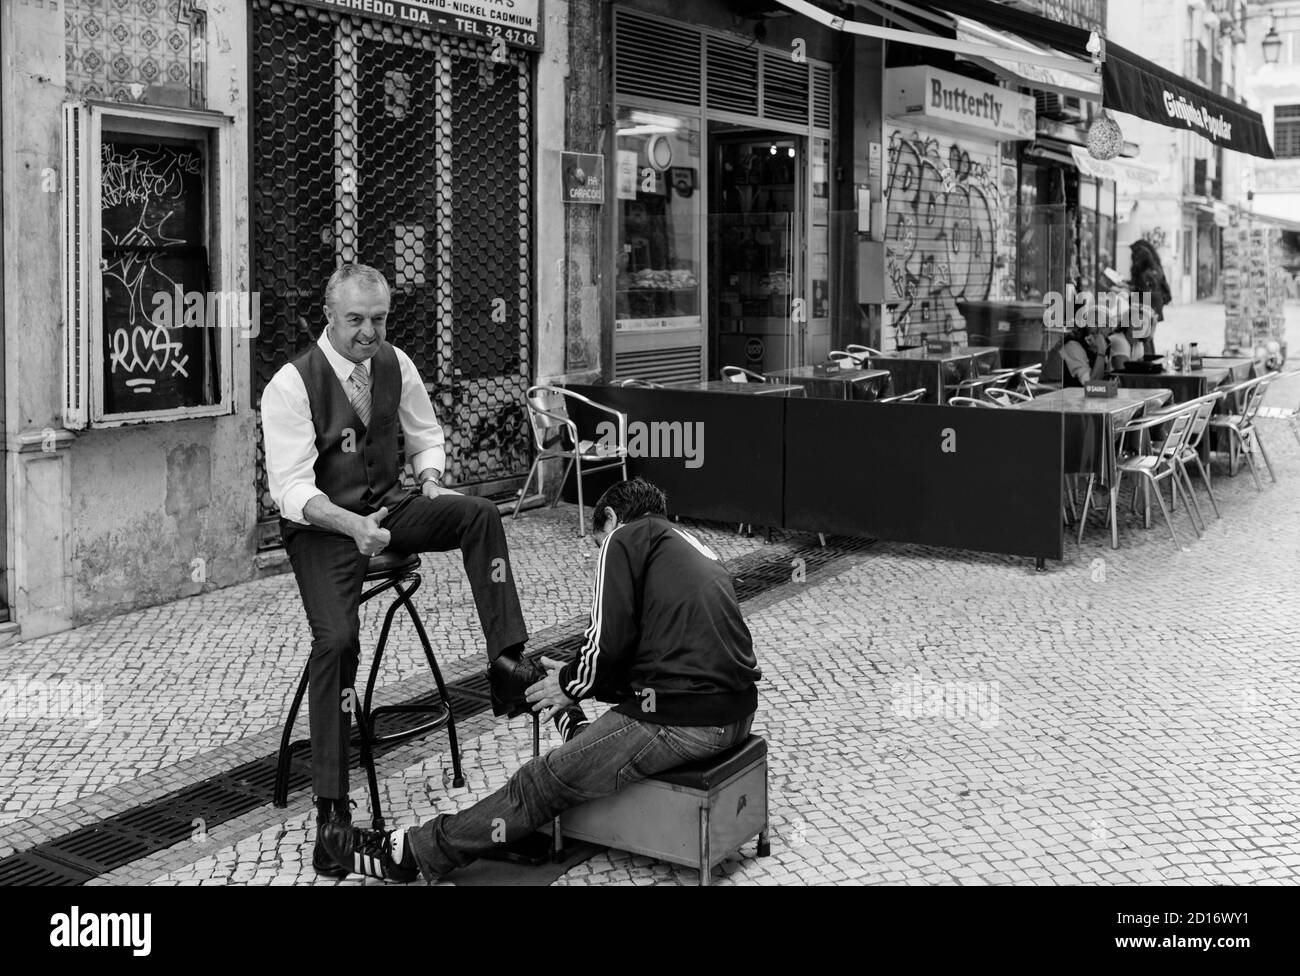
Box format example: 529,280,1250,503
1,376,1298,886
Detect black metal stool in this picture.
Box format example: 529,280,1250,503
272,552,465,828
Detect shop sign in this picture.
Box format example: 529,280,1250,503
561,151,604,204
885,66,1036,142
296,0,543,51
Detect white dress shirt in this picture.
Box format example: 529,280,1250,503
261,332,446,524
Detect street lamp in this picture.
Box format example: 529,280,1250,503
1262,18,1283,64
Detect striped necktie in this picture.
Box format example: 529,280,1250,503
347,362,372,427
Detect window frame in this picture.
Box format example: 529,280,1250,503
63,100,237,429
1273,104,1300,160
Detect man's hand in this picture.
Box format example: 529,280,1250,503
421,480,462,499
353,506,391,557
526,656,575,724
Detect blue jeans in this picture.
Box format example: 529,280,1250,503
405,708,754,881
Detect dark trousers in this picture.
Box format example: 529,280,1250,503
283,491,528,799
405,709,754,882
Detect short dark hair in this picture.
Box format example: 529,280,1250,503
592,477,667,534
325,263,390,307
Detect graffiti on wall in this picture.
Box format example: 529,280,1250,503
884,129,1003,345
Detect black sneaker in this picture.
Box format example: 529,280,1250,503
312,798,352,878
554,704,590,743
321,823,419,884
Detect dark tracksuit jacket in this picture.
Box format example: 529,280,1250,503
558,514,760,726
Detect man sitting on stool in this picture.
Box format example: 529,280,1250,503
261,263,543,878
322,477,761,883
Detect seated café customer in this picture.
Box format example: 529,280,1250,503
1060,320,1129,387
321,477,762,883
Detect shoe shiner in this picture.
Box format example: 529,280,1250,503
322,477,761,882
261,263,541,877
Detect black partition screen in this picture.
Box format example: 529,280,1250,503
569,386,1064,561
566,385,785,527
783,399,1064,560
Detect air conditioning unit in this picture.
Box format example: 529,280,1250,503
1035,92,1084,121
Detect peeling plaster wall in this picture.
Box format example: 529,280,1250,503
65,0,257,624
1,0,255,634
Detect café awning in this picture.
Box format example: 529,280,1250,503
1068,146,1164,191
773,0,1276,159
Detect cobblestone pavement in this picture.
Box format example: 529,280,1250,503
2,372,1299,886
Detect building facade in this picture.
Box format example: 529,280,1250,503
1,0,888,639
1,0,578,639
1108,0,1249,305
1239,0,1300,255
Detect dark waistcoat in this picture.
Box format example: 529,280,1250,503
289,341,407,528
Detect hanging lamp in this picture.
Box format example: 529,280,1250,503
1083,31,1122,161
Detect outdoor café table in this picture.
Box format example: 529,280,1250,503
1198,356,1256,385
1010,387,1174,494
763,365,891,401
868,346,1001,404
1117,366,1229,405
1118,366,1229,464
664,380,807,397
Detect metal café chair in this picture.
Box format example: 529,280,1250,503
1080,403,1199,551
1271,367,1300,446
515,385,628,535
947,396,998,408
1147,391,1224,524
878,387,928,404
984,388,1033,407
720,366,767,384
943,355,1000,401
828,350,863,367
996,362,1047,397
610,377,665,389
846,344,883,359
843,344,883,367
1207,373,1277,490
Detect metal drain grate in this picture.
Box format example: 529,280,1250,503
0,852,89,886
0,533,872,885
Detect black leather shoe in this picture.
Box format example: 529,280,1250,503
312,801,353,878
321,823,419,884
488,649,546,718
554,704,590,743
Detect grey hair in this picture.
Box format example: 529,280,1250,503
324,263,390,307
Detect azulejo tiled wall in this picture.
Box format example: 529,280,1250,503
65,0,206,108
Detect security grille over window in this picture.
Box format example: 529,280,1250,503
251,1,534,547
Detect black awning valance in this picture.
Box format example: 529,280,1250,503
898,0,1275,159
1102,42,1274,159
